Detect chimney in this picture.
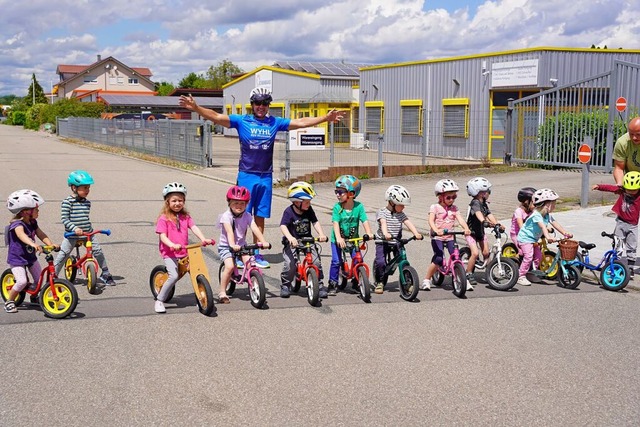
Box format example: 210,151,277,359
97,54,101,62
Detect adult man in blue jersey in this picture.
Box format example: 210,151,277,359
179,88,345,267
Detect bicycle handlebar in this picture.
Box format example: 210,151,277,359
298,236,328,245
64,229,111,239
375,235,419,245
235,242,272,252
431,229,466,237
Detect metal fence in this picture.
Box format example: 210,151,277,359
57,117,213,167
507,60,640,170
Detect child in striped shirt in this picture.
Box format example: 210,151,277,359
54,170,115,286
373,185,423,294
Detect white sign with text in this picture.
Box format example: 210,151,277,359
491,59,539,87
289,128,326,151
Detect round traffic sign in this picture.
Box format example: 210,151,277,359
616,97,627,112
578,144,592,164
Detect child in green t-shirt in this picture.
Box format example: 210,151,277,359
328,175,373,295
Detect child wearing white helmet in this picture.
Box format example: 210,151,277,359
422,179,471,291
54,170,116,286
373,185,423,294
516,188,573,286
4,189,58,313
465,177,503,289
153,182,215,313
279,181,328,299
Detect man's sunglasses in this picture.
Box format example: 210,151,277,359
252,100,270,106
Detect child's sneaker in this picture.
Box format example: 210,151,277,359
374,282,384,294
466,272,476,285
154,300,166,313
319,285,328,299
517,276,532,286
4,301,17,313
235,259,244,269
327,281,337,296
280,285,290,298
100,273,116,286
254,253,270,268
420,278,431,290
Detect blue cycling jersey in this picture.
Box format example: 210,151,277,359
229,114,291,173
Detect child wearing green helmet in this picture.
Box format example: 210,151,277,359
54,170,116,286
593,170,640,278
328,175,373,295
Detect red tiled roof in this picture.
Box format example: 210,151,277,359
57,64,152,77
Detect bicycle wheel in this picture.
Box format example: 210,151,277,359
194,274,215,316
64,256,78,283
399,265,419,301
357,265,371,303
306,268,320,306
452,263,467,298
1,269,25,306
458,247,474,272
249,270,266,309
541,251,559,279
599,260,629,291
432,269,445,287
149,265,175,302
40,279,78,319
292,276,302,293
486,258,519,291
218,263,236,296
86,262,99,295
501,243,520,263
557,264,581,289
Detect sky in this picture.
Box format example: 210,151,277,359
0,0,638,96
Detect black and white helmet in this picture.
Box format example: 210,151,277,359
466,177,492,197
7,189,45,214
434,179,459,196
532,188,559,205
385,185,411,205
162,182,187,198
249,87,272,103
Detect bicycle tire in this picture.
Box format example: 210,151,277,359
572,252,584,273
338,261,349,290
65,256,78,283
501,243,520,263
149,265,175,302
432,269,445,287
86,262,98,295
249,270,266,309
399,265,419,301
452,263,467,298
541,251,559,279
599,260,629,291
292,276,302,293
1,269,26,306
40,279,78,319
306,268,320,306
486,258,519,291
557,264,581,289
218,263,236,296
357,265,371,303
195,274,215,316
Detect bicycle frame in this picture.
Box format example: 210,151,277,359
568,231,629,291
340,237,370,283
230,243,267,285
380,236,416,279
295,237,323,287
432,229,468,298
64,229,111,277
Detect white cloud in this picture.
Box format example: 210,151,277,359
0,0,639,95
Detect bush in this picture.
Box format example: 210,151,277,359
10,111,26,126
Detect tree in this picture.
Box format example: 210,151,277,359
178,72,208,89
155,81,175,96
205,59,244,88
25,74,48,107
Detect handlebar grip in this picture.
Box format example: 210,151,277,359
260,242,272,250
601,231,608,237
101,229,111,236
64,232,75,238
362,234,370,242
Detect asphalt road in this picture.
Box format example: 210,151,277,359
1,126,639,426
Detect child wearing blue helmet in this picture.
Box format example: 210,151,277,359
54,170,115,286
328,174,373,295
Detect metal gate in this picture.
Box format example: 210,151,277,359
506,60,640,171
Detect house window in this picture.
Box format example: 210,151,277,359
364,101,384,134
400,100,423,136
109,77,117,85
442,98,469,138
83,75,97,84
117,77,124,85
352,105,360,133
128,78,139,85
270,103,284,118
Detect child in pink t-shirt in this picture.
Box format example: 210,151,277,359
421,179,471,290
153,182,213,314
510,187,536,254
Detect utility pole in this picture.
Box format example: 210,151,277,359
32,74,35,106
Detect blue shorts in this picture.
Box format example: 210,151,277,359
237,171,272,219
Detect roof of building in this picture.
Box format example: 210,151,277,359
99,94,223,110
57,64,152,77
272,61,370,77
168,88,223,97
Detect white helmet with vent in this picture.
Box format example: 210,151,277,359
385,185,411,205
162,182,187,198
7,189,45,214
434,179,459,196
466,177,492,197
532,188,559,205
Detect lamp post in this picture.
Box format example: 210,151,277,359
32,74,35,106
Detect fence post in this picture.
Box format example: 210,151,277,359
605,61,619,174
285,131,291,181
580,136,593,208
377,133,384,178
504,98,514,165
329,121,334,168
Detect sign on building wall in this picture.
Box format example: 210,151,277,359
255,70,273,92
491,59,539,87
289,128,326,151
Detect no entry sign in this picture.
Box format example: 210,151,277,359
578,144,592,164
616,97,627,112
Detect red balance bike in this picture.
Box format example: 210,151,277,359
63,229,111,294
